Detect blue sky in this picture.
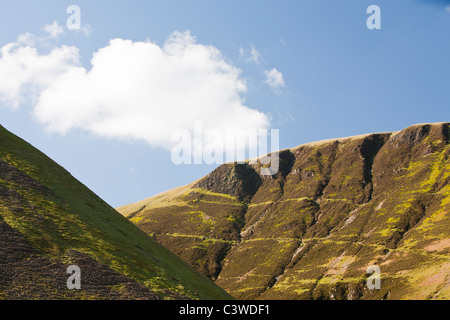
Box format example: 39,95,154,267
0,0,449,208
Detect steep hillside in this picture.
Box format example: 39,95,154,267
118,122,450,300
0,124,231,300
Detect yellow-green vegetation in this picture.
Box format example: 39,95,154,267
120,122,450,300
0,124,231,300
117,181,248,280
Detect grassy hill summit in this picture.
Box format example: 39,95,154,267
118,122,450,300
0,124,232,300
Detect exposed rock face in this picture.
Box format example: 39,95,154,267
194,163,262,202
119,123,450,300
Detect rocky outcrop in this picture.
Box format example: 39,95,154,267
194,163,262,202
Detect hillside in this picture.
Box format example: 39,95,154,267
118,122,450,300
0,124,232,300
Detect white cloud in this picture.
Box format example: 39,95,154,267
239,45,261,64
0,30,270,155
249,46,261,63
17,32,36,46
263,68,286,91
43,21,64,39
0,40,79,108
446,6,450,13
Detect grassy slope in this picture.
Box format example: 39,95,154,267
0,124,232,300
119,122,450,300
119,186,246,280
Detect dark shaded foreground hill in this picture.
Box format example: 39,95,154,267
119,122,450,300
0,124,231,300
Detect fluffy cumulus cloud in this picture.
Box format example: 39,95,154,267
0,30,270,155
0,39,79,108
264,68,286,91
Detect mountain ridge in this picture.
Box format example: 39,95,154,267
119,122,450,299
